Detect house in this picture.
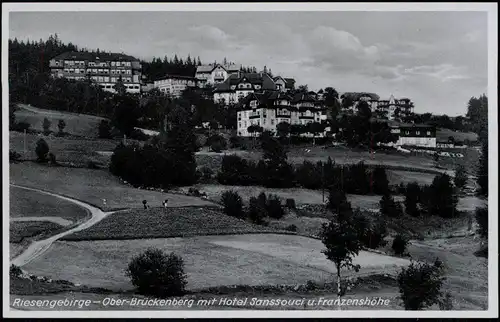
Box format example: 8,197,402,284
235,91,327,137
153,75,198,97
272,76,296,92
213,72,278,104
195,63,242,87
339,92,414,120
49,51,142,93
389,122,437,148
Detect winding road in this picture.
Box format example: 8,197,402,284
10,184,117,267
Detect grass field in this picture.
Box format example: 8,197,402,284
22,234,410,291
10,185,90,222
10,221,65,244
9,162,216,211
14,104,107,138
9,131,118,167
436,128,479,143
61,208,284,241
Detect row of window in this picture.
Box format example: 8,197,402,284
238,110,321,118
58,60,133,67
99,84,140,90
238,117,319,129
63,68,132,75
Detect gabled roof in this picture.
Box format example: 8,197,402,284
214,72,277,92
196,63,242,74
52,51,139,62
284,78,295,89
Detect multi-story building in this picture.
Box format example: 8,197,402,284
339,92,414,120
153,75,198,97
213,72,279,104
49,51,142,93
195,63,242,87
236,91,327,137
389,123,437,148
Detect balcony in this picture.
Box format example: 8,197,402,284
249,114,260,119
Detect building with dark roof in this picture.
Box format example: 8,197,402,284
49,51,142,93
195,63,242,87
339,93,414,120
389,121,437,148
235,90,328,137
213,72,278,104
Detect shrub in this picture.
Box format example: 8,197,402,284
199,166,214,182
404,182,421,217
285,198,296,209
129,129,151,141
221,190,245,219
207,134,227,152
9,150,21,163
475,207,488,239
428,174,458,218
125,248,187,298
14,121,31,132
397,260,445,310
217,155,258,186
48,152,57,165
58,119,66,133
266,194,285,219
438,292,454,310
42,117,52,135
98,120,112,139
453,165,467,191
372,166,390,194
248,196,266,225
392,234,409,256
380,192,402,218
229,134,242,149
35,138,49,162
10,264,23,278
286,224,298,232
295,161,322,190
361,215,388,249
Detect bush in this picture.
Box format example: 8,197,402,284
98,120,112,139
372,166,390,194
397,260,445,310
13,121,31,132
199,166,214,182
266,194,285,219
129,129,151,141
285,224,298,232
35,138,49,162
392,234,409,256
454,165,467,191
221,190,245,219
428,174,458,218
404,182,421,217
380,192,402,218
125,248,187,298
58,119,66,133
207,134,227,152
10,264,23,278
361,216,388,249
9,150,21,163
475,207,488,239
217,155,259,186
285,198,296,209
48,152,57,165
42,117,52,135
248,196,266,225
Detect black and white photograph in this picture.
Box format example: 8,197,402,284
3,2,497,319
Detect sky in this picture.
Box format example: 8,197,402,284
9,11,488,116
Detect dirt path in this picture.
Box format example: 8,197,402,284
10,184,118,267
11,216,73,227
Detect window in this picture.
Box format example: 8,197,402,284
427,131,431,136
263,119,266,125
416,131,420,135
238,122,242,128
271,119,274,125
